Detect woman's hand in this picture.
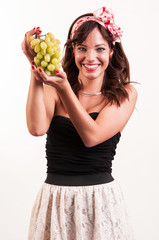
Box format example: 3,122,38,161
32,66,69,92
21,27,42,64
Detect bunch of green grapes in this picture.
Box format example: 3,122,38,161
28,32,61,76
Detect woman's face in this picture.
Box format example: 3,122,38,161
73,27,113,81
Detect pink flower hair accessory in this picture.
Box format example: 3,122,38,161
70,7,123,44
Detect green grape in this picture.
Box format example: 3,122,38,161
28,36,34,42
44,54,50,62
55,63,62,69
53,46,58,52
57,58,61,63
40,41,47,50
45,69,52,76
56,47,61,53
46,41,54,48
47,32,55,41
46,47,54,54
29,31,61,76
45,35,50,43
34,44,41,53
37,52,43,60
53,52,61,58
51,58,58,65
51,39,55,44
41,60,48,67
47,64,55,71
41,49,46,55
34,56,40,66
55,39,61,45
49,53,54,59
31,39,40,48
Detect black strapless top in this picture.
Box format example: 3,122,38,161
45,113,121,186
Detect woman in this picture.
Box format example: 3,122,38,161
22,6,137,240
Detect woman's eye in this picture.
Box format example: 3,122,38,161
78,47,86,52
96,48,105,52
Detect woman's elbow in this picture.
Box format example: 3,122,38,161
27,126,46,136
83,137,98,148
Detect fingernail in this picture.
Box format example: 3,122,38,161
37,27,40,29
32,65,35,70
37,30,42,33
32,61,35,65
55,69,59,74
39,68,42,72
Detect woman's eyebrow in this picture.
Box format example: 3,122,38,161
77,43,107,47
77,43,87,47
95,44,107,47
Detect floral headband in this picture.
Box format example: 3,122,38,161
70,7,123,44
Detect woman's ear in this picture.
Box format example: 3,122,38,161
109,49,114,59
110,49,114,56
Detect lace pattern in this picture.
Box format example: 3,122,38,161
28,180,134,240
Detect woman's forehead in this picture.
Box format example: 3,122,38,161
81,28,109,46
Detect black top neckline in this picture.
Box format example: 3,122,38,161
53,112,99,120
53,112,121,136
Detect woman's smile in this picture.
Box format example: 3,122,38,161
74,27,113,81
82,63,101,71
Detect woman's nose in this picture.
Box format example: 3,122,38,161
85,50,96,61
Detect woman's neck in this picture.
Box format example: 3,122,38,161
78,76,103,94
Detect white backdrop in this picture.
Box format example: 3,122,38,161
0,0,159,239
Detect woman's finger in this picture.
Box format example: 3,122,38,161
31,65,44,82
38,68,54,82
22,27,42,63
24,27,42,52
37,68,61,88
54,69,67,79
38,68,64,82
25,27,42,41
37,68,68,90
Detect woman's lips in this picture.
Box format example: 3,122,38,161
83,64,100,71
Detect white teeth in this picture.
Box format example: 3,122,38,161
84,64,98,69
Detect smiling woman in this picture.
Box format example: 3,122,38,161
73,28,113,84
22,6,137,240
63,18,131,106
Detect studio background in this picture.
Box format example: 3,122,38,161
0,0,158,239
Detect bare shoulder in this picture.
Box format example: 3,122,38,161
96,84,138,136
125,84,138,103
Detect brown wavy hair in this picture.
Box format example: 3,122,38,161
62,13,131,106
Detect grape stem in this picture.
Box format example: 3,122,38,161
34,34,46,39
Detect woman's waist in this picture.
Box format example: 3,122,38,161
45,171,114,186
46,156,113,174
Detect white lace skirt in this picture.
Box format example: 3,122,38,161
28,180,135,240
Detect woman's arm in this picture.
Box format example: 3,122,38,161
26,68,58,136
59,81,137,147
39,69,138,146
22,27,58,136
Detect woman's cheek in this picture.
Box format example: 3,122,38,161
102,54,110,64
75,53,82,59
75,53,85,67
